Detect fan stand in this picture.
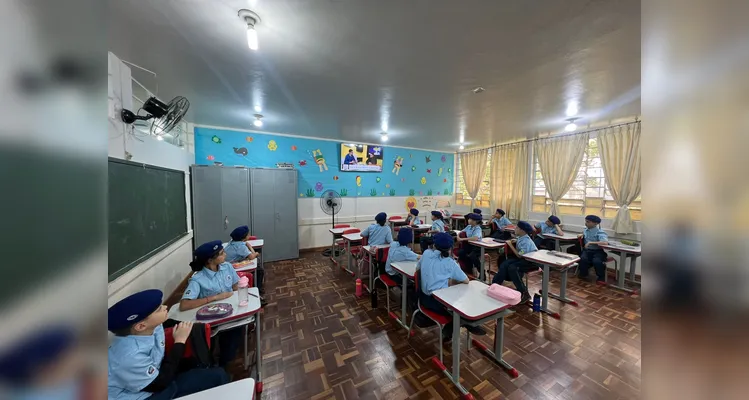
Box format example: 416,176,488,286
321,202,342,257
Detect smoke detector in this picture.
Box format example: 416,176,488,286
472,86,485,94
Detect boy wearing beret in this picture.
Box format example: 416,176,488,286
492,221,538,304
457,213,483,276
361,212,393,246
225,225,264,301
108,290,229,400
577,215,610,283
534,215,564,250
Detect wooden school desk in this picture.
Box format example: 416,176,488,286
431,281,518,397
178,378,255,400
362,243,391,293
342,232,363,276
600,241,642,294
468,238,506,283
168,289,263,393
328,227,348,265
540,231,578,251
389,260,418,330
522,250,580,319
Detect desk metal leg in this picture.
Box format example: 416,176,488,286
330,235,339,265
555,239,560,251
543,266,579,307
364,252,373,293
479,247,486,282
469,316,519,378
537,264,561,319
610,252,639,294
628,256,637,282
244,324,249,368
342,240,355,276
438,312,472,396
255,312,263,394
393,271,409,329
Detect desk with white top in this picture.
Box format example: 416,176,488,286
600,241,642,294
432,281,518,396
342,232,363,277
467,238,506,283
168,289,263,392
522,250,580,319
389,260,419,330
328,227,348,265
178,378,256,400
540,232,578,251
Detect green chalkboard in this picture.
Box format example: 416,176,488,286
108,158,188,281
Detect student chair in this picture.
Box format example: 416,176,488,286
248,236,257,240
164,323,212,359
372,247,402,320
408,268,451,364
332,224,352,257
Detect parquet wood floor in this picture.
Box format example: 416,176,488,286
222,251,641,399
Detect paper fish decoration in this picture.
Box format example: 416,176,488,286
267,140,278,151
437,167,443,176
356,176,362,186
291,145,297,151
299,160,307,167
206,155,215,161
246,136,254,142
420,177,427,185
333,176,339,181
233,147,248,156
443,178,447,183
427,169,432,173
385,183,390,188
411,166,416,172
376,176,381,183
211,135,221,144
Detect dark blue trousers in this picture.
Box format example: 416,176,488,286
147,367,229,399
492,257,536,294
578,248,608,280
533,236,556,250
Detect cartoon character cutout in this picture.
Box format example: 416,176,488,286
392,156,404,175
312,149,328,172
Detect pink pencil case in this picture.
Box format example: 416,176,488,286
487,284,521,305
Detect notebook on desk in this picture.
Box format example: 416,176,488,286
548,251,578,260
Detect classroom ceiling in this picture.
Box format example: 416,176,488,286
109,0,641,151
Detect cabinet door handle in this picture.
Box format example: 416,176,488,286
224,216,229,229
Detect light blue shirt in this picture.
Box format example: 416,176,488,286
492,216,512,230
461,224,483,239
582,227,608,250
224,241,251,263
405,215,422,225
514,234,538,255
418,249,468,295
182,262,239,300
430,219,446,232
385,242,419,275
108,325,166,400
361,223,393,246
534,221,560,238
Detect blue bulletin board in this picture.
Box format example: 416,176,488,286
194,127,455,198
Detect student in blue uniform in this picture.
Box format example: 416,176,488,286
224,225,264,303
419,211,446,251
492,221,538,304
490,208,513,240
108,290,229,400
534,215,564,249
343,149,357,165
361,212,393,246
405,208,421,226
384,227,420,285
457,213,483,275
419,233,485,341
180,241,242,367
577,215,609,283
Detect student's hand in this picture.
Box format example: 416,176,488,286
577,234,584,239
212,292,233,302
584,242,593,248
172,321,194,344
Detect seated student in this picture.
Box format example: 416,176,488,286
179,241,242,367
404,208,421,226
490,208,513,240
492,221,538,304
577,214,609,283
384,228,420,285
108,290,229,400
224,225,264,304
457,213,483,275
361,212,393,246
419,211,446,251
534,215,564,249
419,233,485,341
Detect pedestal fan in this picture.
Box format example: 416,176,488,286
320,190,343,257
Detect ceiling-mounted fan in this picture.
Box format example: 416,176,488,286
120,96,190,135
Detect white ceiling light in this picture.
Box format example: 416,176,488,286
238,9,261,51
564,117,580,132
459,136,464,144
459,145,464,150
380,132,388,142
254,105,262,113
566,101,579,117
156,135,163,141
253,113,264,127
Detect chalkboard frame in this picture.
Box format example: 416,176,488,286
108,157,189,282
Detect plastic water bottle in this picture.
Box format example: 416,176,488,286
532,294,541,312
238,276,249,307
355,279,363,297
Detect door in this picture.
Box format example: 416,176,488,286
250,169,277,259
273,169,299,260
191,166,224,247
220,168,250,239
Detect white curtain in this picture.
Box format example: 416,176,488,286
598,122,641,234
459,149,489,209
490,142,531,220
535,134,589,216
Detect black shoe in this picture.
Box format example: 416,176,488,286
519,291,532,305
260,295,268,306
466,325,487,336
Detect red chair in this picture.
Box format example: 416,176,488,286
408,268,451,364
372,247,402,319
247,236,257,240
333,224,352,255
164,323,212,359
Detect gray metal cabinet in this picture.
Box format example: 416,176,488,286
191,166,251,247
250,168,299,262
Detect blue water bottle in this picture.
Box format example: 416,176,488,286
532,294,541,312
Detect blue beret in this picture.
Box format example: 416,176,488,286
108,289,163,332
473,208,482,214
548,215,561,225
431,210,443,218
433,232,454,250
0,326,75,383
410,208,419,216
194,240,223,261
397,227,413,245
516,221,534,234
496,209,505,215
467,213,482,222
585,214,602,224
230,225,250,241
375,212,387,222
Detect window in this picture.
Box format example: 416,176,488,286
532,138,641,220
455,150,492,207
